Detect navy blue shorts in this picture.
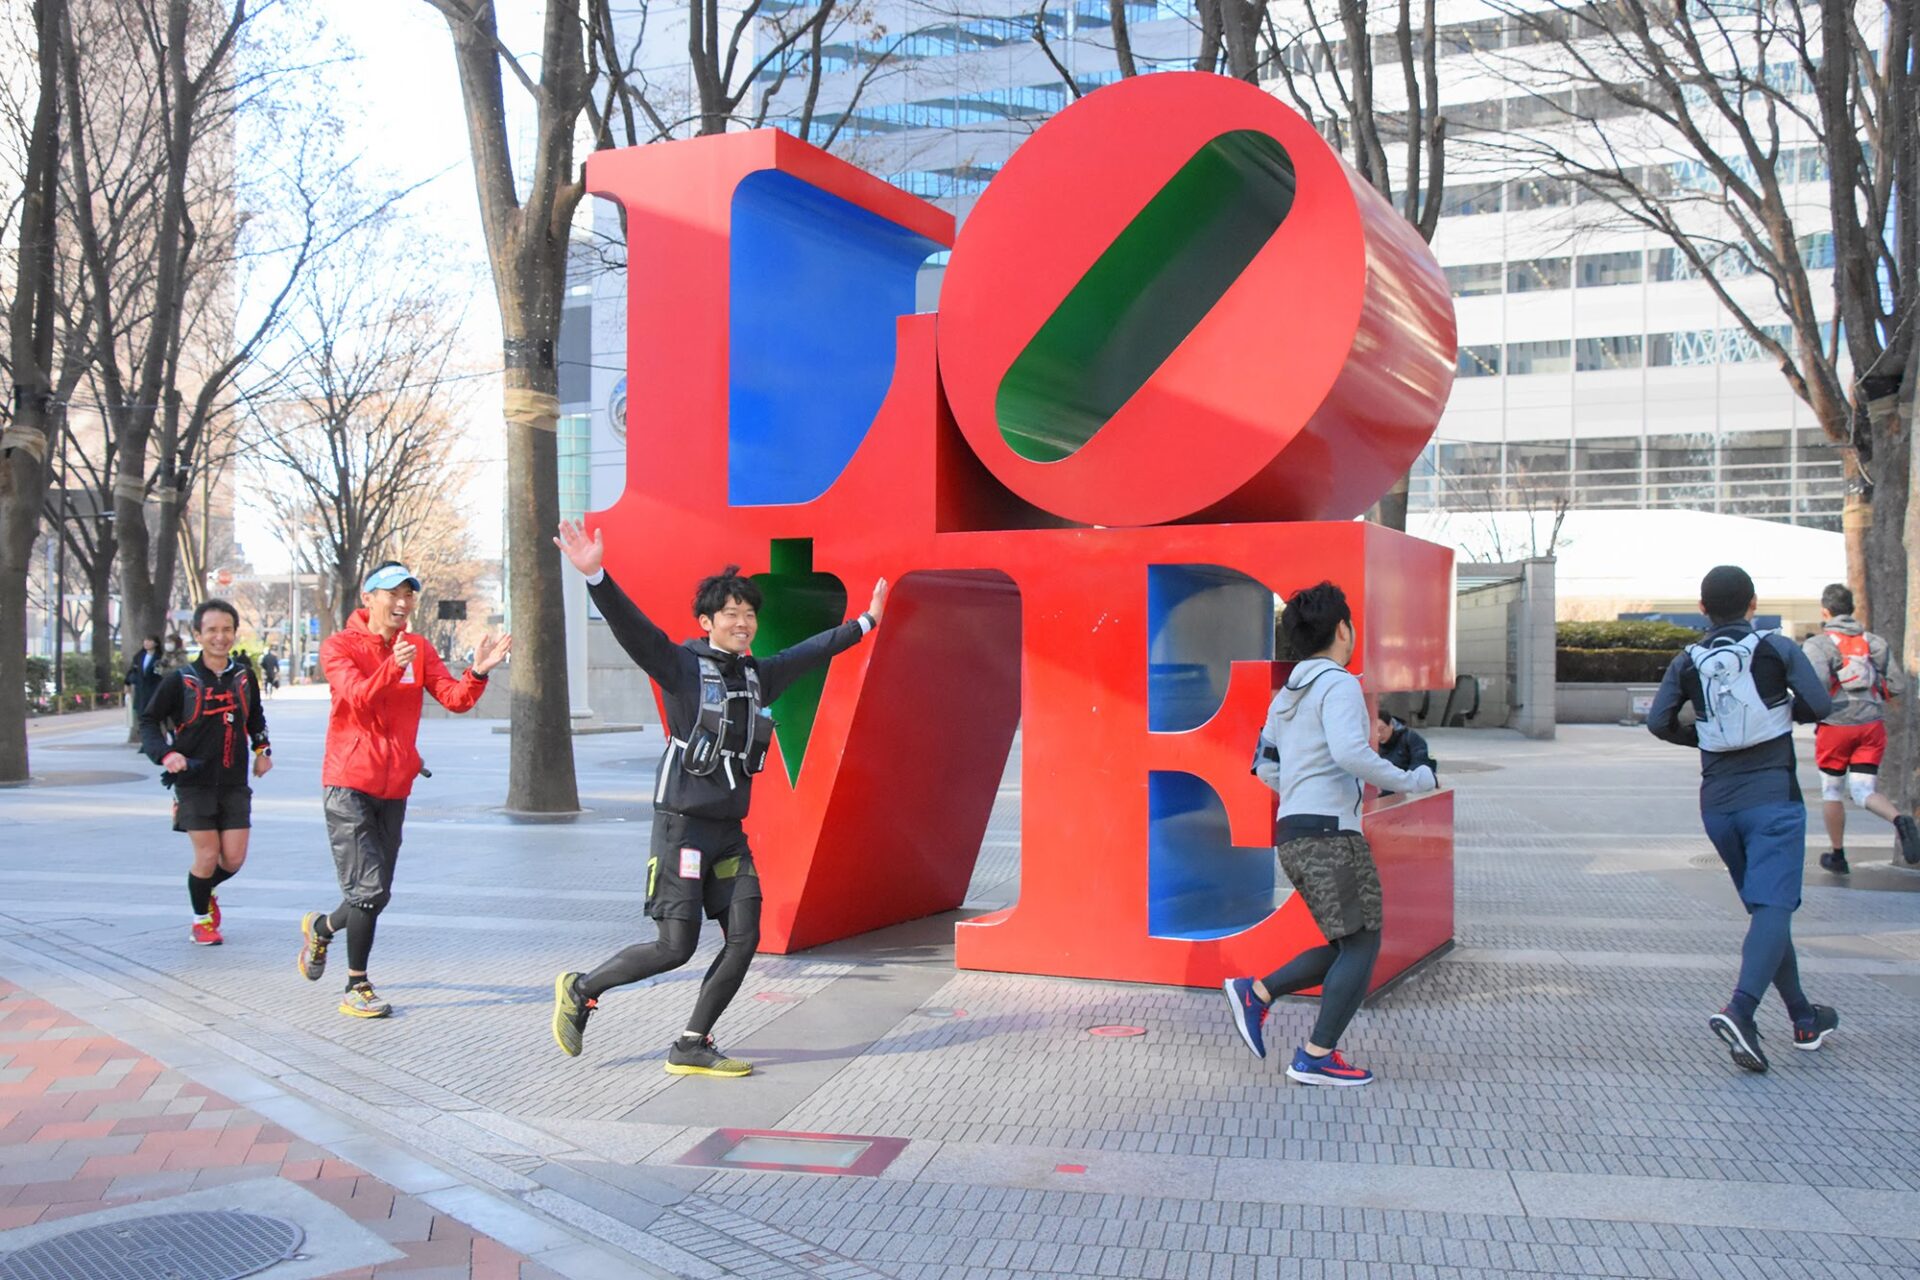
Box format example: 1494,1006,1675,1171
1702,801,1806,910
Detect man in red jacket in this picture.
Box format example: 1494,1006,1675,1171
298,561,511,1018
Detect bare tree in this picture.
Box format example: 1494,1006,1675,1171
1470,0,1915,801
248,236,473,631
0,0,67,782
429,0,589,813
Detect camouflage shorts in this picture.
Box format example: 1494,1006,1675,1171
1276,831,1383,941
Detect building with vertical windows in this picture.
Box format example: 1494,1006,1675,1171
574,0,1847,547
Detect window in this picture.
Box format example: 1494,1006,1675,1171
1438,442,1502,500
1445,263,1505,297
1649,246,1753,282
1507,176,1571,210
1798,231,1835,269
1648,434,1716,509
1577,250,1643,287
1507,441,1571,498
1505,91,1573,127
1439,18,1503,55
1439,181,1502,217
557,414,591,523
1507,340,1572,375
1576,334,1643,371
1575,437,1643,506
1449,99,1504,132
1456,344,1502,377
1647,329,1720,366
1507,257,1570,292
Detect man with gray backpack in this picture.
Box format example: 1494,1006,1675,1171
1648,566,1834,1073
1801,583,1915,872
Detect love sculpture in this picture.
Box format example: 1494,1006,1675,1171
586,71,1458,990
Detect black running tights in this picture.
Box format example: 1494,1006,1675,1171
322,903,380,975
1261,928,1383,1051
579,898,761,1037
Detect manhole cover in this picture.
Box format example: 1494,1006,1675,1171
0,1211,303,1280
1087,1024,1147,1038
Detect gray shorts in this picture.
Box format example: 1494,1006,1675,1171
324,786,407,911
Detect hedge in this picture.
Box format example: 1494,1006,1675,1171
1558,648,1682,683
1556,620,1702,651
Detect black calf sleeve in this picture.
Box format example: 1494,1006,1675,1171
580,916,701,1001
1309,929,1382,1050
209,865,236,888
188,873,215,916
686,898,761,1037
322,901,382,974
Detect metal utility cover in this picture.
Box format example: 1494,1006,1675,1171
676,1128,909,1176
0,1211,303,1280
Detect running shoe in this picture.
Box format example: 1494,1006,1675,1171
190,920,222,946
1818,850,1850,876
298,912,330,981
1221,977,1268,1060
1285,1047,1374,1087
208,894,221,928
339,982,391,1019
665,1035,752,1077
1895,815,1920,866
1793,1004,1839,1051
552,972,595,1058
1709,1005,1768,1073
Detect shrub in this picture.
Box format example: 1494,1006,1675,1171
23,656,52,703
1558,648,1681,683
1556,620,1702,651
60,653,96,696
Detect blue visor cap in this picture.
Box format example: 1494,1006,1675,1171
362,564,422,593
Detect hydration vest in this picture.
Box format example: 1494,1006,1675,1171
1685,632,1792,753
172,662,253,770
661,656,773,799
1825,629,1883,696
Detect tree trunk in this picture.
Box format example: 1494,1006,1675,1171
1886,339,1920,816
1,0,65,783
1841,451,1871,624
501,354,581,813
88,541,116,697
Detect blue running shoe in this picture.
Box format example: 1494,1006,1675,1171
1286,1047,1374,1087
1221,978,1267,1059
1709,1006,1769,1073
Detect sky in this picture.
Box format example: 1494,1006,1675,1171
236,3,550,574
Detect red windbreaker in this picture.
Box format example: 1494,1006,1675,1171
321,609,489,799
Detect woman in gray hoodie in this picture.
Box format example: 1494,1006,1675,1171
1222,582,1438,1086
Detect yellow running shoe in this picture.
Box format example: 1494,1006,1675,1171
339,982,391,1019
665,1035,751,1077
298,912,330,981
552,972,594,1057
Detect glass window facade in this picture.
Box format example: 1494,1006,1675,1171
1507,257,1570,292
1507,340,1573,375
1577,250,1643,287
1456,344,1502,377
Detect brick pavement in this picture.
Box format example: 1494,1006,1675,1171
7,697,1920,1279
0,978,550,1278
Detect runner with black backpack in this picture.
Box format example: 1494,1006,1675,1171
138,599,272,946
1648,566,1834,1073
1801,583,1916,872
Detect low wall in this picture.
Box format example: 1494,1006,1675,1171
1556,682,1663,724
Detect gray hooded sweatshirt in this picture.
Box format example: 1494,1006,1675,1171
1254,658,1437,832
1801,615,1904,727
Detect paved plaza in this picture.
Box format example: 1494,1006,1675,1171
3,691,1919,1279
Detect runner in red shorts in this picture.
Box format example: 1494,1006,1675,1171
1801,584,1916,871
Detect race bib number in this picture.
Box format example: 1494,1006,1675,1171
679,848,702,879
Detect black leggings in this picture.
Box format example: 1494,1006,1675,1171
1261,928,1382,1051
579,898,761,1037
322,903,381,975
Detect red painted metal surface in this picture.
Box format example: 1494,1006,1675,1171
585,72,1456,990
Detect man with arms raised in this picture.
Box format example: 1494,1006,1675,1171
548,520,885,1076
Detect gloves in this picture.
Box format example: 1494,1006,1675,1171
1408,764,1438,793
